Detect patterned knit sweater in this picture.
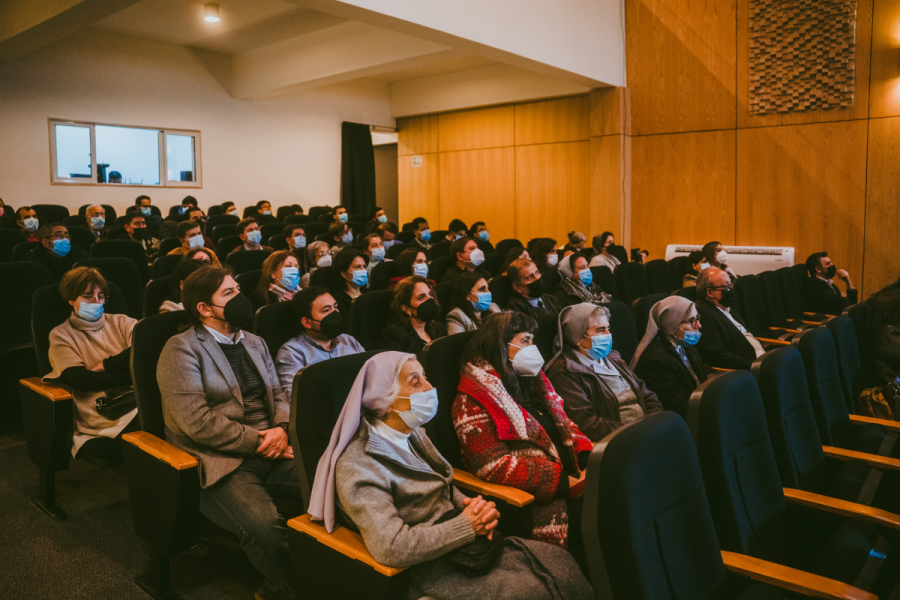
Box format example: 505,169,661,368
452,359,593,548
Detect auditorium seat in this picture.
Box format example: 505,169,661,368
426,256,454,283
826,316,864,412
347,221,365,238
234,269,263,299
428,240,451,260
433,281,452,311
347,289,392,351
590,265,617,300
260,222,283,246
211,223,237,245
62,215,86,230
142,275,170,317
207,205,223,217
614,262,648,306
253,300,300,359
12,241,39,261
268,234,288,251
301,222,329,240
90,239,150,283
74,257,144,319
276,206,296,221
734,274,794,344
156,237,181,256
204,213,239,238
481,252,504,278
631,292,668,339
606,300,639,363
69,226,94,254
757,270,814,331
242,206,259,219
226,249,272,275
845,303,882,395
667,255,691,289
494,238,523,257
368,260,396,291
674,285,697,301
215,235,243,258
285,214,312,225
489,274,513,310
384,242,410,260
0,229,26,262
395,231,414,244
533,313,558,365
643,259,674,294
540,267,561,294
32,204,69,223
309,265,332,288
776,266,828,323
307,206,331,220
150,253,182,279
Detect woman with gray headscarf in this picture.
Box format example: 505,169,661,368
630,296,707,416
299,241,333,288
546,303,662,442
555,253,612,308
309,352,592,600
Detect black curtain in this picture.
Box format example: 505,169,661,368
340,122,377,216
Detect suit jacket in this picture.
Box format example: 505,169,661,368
694,298,758,370
157,325,290,488
505,292,561,319
633,336,707,416
803,276,858,315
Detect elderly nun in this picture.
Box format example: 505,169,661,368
308,352,592,600
546,303,662,442
554,253,612,308
629,295,706,416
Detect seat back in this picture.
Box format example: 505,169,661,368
482,253,504,278
667,256,690,289
309,265,333,288
90,239,150,283
758,271,791,329
826,316,862,414
206,214,239,239
301,222,329,240
674,286,697,301
429,240,451,260
225,249,272,275
131,310,191,436
69,226,94,254
590,265,617,300
215,235,242,258
631,293,668,339
32,204,70,223
427,256,454,283
385,242,410,260
253,301,301,359
157,237,181,256
495,239,523,256
212,223,237,244
734,274,771,337
0,262,53,351
0,229,27,262
776,267,805,320
396,231,414,244
433,282,453,311
347,289,393,351
307,206,331,219
150,253,182,279
793,327,851,448
12,241,39,261
268,234,288,251
63,215,86,230
143,276,171,318
285,214,312,225
584,412,726,600
607,300,639,363
534,314,558,365
275,206,295,221
644,259,674,294
846,303,880,395
261,222,283,246
614,262,648,306
750,347,829,492
421,330,476,469
791,263,810,308
234,270,263,298
74,256,144,319
368,260,397,291
540,268,562,294
489,274,513,309
609,245,629,265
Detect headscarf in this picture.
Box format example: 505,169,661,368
628,296,695,370
308,351,416,532
545,302,600,371
558,254,574,278
557,255,612,305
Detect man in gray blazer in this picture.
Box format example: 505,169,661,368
157,265,301,600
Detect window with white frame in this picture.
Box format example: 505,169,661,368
49,119,201,187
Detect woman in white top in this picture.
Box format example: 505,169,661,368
588,231,620,271
445,272,500,334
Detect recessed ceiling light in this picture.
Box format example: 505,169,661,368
204,3,220,22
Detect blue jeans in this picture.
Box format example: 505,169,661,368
199,457,303,599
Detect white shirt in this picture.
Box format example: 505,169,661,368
203,324,245,345
716,307,765,358
371,419,428,469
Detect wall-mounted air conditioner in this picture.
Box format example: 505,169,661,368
664,245,795,277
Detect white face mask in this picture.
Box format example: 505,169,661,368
395,388,438,429
547,254,559,268
700,262,710,270
716,250,727,263
188,234,205,249
509,343,543,377
317,254,332,268
469,248,485,266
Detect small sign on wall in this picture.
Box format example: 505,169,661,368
411,155,422,167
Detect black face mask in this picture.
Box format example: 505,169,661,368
211,293,254,329
525,279,543,299
313,311,345,338
132,228,147,239
719,288,736,308
413,298,440,322
824,265,837,279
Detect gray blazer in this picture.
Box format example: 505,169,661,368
157,325,290,487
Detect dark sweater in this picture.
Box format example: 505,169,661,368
17,242,89,282
218,342,271,431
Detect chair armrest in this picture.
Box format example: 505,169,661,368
20,377,71,401
758,338,791,346
783,488,900,531
711,367,733,373
123,431,198,470
823,445,900,472
288,514,406,577
721,550,877,600
848,414,900,434
452,469,534,507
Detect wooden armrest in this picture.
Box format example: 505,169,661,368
804,312,836,319
758,338,791,346
452,469,534,507
823,445,900,472
721,550,877,600
20,377,71,401
849,414,900,434
288,514,406,577
123,431,198,470
783,488,900,531
712,367,734,373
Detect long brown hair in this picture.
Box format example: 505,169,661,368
255,249,295,305
390,275,444,338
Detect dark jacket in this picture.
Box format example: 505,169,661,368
803,276,858,315
381,321,446,358
633,336,707,416
329,287,364,319
546,349,662,442
505,293,561,319
694,298,758,370
17,242,89,282
439,264,491,285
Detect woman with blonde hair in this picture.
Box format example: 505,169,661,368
253,249,301,306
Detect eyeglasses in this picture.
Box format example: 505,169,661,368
709,285,733,292
79,293,106,303
684,316,701,326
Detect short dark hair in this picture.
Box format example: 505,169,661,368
469,221,486,236
448,271,489,325
236,218,259,236
135,195,151,206
16,206,34,219
395,248,426,278
167,258,202,302
256,200,271,210
805,252,829,277
182,265,231,325
328,222,346,238
526,238,557,273
376,222,398,236
182,196,198,207
125,213,144,225
177,220,202,239
221,201,235,211
59,267,108,302
292,285,331,326
448,219,467,233
186,207,204,218
450,236,474,260
360,233,381,249
283,224,305,238
36,222,65,241
371,206,383,219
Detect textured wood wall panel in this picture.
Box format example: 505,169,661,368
736,121,867,293
398,152,439,227
438,105,515,152
631,130,736,262
515,142,591,244
626,0,737,135
438,148,517,244
515,95,590,146
590,135,631,245
863,117,900,294
868,0,900,118
397,115,439,157
591,87,631,137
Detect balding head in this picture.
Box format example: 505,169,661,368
697,267,731,307
86,205,104,219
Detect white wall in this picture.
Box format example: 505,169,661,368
0,29,395,218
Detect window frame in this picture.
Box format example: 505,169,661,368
48,118,202,188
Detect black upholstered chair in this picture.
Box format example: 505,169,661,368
63,215,86,230
631,292,668,339
235,268,263,297
433,281,453,311
212,223,237,245
613,262,648,306
204,213,238,238
495,238,523,257
0,229,27,262
540,268,562,295
533,313,558,365
285,214,312,225
845,303,882,395
69,226,95,254
590,265,617,300
758,270,815,331
644,259,674,294
156,237,181,257
309,265,333,288
674,285,697,301
32,204,70,223
606,300,639,364
301,222,329,240
268,234,288,251
489,274,513,310
12,241,39,261
826,315,864,412
260,222,283,246
428,240,451,260
776,266,828,323
667,256,691,288
426,256,454,283
368,260,397,291
734,274,794,346
74,256,144,319
253,301,300,359
150,253,182,279
215,235,242,258
90,239,150,283
385,242,411,260
347,289,392,351
482,252,504,278
225,248,272,275
142,276,170,318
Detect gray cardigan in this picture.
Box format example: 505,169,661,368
157,325,291,487
335,418,476,568
445,304,501,335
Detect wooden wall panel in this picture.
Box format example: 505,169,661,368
590,135,631,246
736,121,867,293
439,148,517,244
515,142,590,244
398,152,439,227
438,105,515,152
863,117,900,295
869,0,900,118
397,115,439,156
515,95,590,146
626,0,737,135
631,130,736,261
736,0,873,128
591,87,631,137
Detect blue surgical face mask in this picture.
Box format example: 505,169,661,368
342,231,354,244
246,230,262,245
585,333,613,361
279,266,300,291
578,269,593,287
413,263,429,278
262,210,272,215
349,269,368,288
682,329,702,345
699,262,711,271
378,214,388,223
371,247,385,262
478,230,490,241
471,291,492,312
396,388,438,429
338,213,348,222
141,207,151,216
383,239,395,248
90,216,105,229
179,206,187,215
76,300,104,322
419,228,431,241
293,235,306,249
52,238,71,257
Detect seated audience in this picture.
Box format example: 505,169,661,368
85,205,111,241
123,212,159,261
468,222,494,253
562,231,586,256
185,246,220,265
694,267,764,369
44,267,138,463
499,246,529,275
18,223,88,281
283,224,307,270
547,303,662,441
588,232,619,271
13,206,40,241
680,250,707,288
445,219,468,242
375,221,398,249
253,250,301,306
256,200,273,216
870,290,900,386
804,251,857,314
382,276,446,356
440,236,489,284
327,247,368,316
701,240,736,280
135,194,163,234
366,206,387,232
168,221,207,256
453,311,593,549
629,296,707,416
332,206,349,223
221,201,238,217
275,286,364,396
159,259,202,313
411,217,432,251
445,273,500,334
310,352,592,599
231,218,273,254
555,253,611,307
327,222,353,249
360,233,384,277
300,241,331,288
506,258,561,318
527,238,559,273
389,248,431,289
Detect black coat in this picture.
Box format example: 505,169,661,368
694,298,758,370
633,336,707,416
17,242,89,282
803,276,858,315
505,293,561,319
381,321,446,358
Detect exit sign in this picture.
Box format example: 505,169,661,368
411,155,422,167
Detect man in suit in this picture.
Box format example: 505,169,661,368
157,266,301,600
505,257,561,318
85,204,111,242
694,267,764,370
803,251,858,315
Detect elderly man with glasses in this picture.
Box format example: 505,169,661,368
694,267,764,370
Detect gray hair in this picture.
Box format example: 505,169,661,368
696,268,724,300
567,231,586,245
